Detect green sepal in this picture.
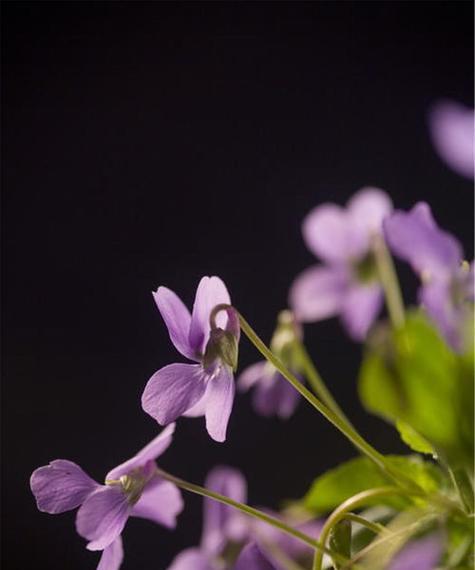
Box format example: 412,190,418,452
203,328,239,371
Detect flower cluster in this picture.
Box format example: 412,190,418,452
30,131,473,570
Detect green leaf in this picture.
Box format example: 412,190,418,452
395,420,436,456
304,457,387,514
303,454,443,515
358,311,474,468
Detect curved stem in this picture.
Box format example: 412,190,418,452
312,487,405,570
292,339,353,428
372,234,405,329
342,513,387,536
156,468,347,563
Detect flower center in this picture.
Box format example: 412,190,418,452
106,463,155,504
352,252,378,284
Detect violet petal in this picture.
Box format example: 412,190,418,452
76,486,130,551
106,424,176,481
289,264,349,322
204,365,235,443
189,276,231,356
238,362,267,391
340,283,383,340
153,286,195,361
347,187,393,235
303,204,367,263
131,479,183,529
202,466,248,555
30,459,99,514
97,537,124,570
233,543,277,570
389,533,442,570
384,203,462,278
429,100,474,180
142,363,207,425
166,548,214,570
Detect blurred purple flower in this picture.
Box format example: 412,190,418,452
290,188,393,340
142,276,239,442
167,466,248,570
30,424,183,570
249,511,322,569
233,543,277,570
389,533,443,570
384,202,474,350
238,362,300,419
429,100,474,180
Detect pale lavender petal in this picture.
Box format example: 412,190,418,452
76,486,130,551
106,424,176,481
302,204,367,263
153,286,195,360
204,365,235,442
202,467,248,555
389,533,442,570
97,537,124,570
340,283,382,340
131,479,183,529
166,548,214,570
253,372,300,419
182,395,208,417
384,203,462,278
429,100,474,180
142,363,207,425
347,187,393,235
189,276,231,356
238,362,267,391
233,543,277,570
30,460,99,514
289,265,349,322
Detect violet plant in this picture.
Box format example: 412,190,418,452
31,187,474,569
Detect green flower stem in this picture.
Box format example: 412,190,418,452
372,234,405,329
342,513,387,536
292,339,354,428
155,468,346,563
238,311,420,492
447,465,474,514
312,487,405,570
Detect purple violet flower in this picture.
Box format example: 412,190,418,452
248,510,322,569
167,466,248,570
428,100,474,180
289,188,393,340
233,543,278,570
30,424,183,570
389,533,443,570
141,276,240,442
238,310,302,419
384,202,474,350
238,362,300,419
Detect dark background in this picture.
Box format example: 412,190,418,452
2,2,473,569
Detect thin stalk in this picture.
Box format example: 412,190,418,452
312,487,405,570
238,311,419,492
156,468,346,563
292,339,353,428
372,234,405,329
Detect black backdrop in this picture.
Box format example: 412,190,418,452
2,2,473,569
